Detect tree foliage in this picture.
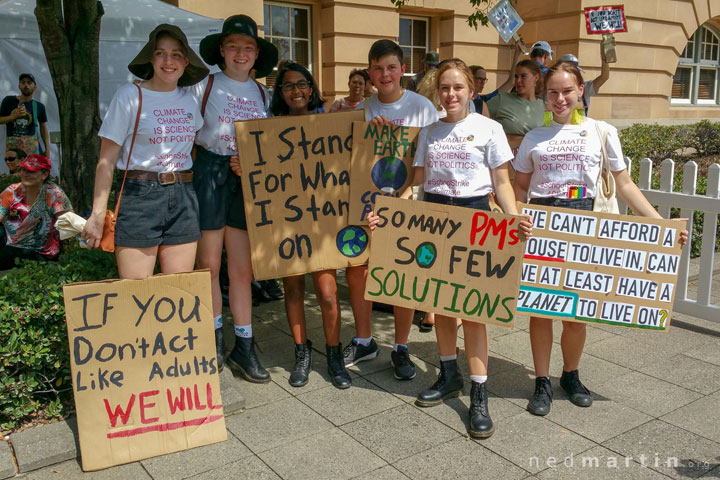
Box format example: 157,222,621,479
391,0,512,29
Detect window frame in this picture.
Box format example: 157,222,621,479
672,24,720,106
398,15,430,77
262,1,313,87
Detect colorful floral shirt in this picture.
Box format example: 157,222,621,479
0,182,72,257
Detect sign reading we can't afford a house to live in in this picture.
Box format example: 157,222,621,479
518,204,683,331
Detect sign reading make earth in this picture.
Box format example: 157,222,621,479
63,271,226,471
235,110,368,279
585,5,627,34
488,0,525,43
518,204,683,331
365,196,526,328
348,121,420,225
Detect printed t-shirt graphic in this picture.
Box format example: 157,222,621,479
99,84,203,172
357,90,439,127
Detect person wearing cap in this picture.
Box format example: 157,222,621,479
190,15,278,381
0,154,72,269
82,25,209,281
530,41,554,75
558,41,611,115
405,51,440,92
0,73,50,158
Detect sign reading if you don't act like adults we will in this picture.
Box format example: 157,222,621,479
518,204,683,331
235,110,369,280
63,271,226,471
365,196,527,328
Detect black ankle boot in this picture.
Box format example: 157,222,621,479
226,336,270,383
215,328,225,373
289,340,312,387
416,359,463,407
326,344,351,389
469,381,494,438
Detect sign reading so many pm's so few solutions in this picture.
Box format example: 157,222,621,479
235,110,369,280
518,204,683,331
64,272,226,471
366,197,526,328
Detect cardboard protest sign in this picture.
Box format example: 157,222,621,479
518,204,682,331
365,196,526,328
348,121,421,225
235,110,369,280
63,271,226,471
488,0,524,43
585,5,627,34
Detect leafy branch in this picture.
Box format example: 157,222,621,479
390,0,516,29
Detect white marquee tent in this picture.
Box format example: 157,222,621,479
0,0,222,175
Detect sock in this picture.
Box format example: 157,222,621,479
213,315,223,330
440,354,457,362
393,343,407,352
355,336,372,347
470,375,488,384
234,324,252,338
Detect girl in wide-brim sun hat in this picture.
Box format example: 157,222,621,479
191,15,278,381
83,25,208,284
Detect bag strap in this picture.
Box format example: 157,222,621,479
114,84,143,217
200,74,215,117
253,79,267,107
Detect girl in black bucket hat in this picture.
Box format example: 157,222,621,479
190,15,278,381
83,25,209,283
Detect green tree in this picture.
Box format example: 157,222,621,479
35,0,104,213
391,0,505,28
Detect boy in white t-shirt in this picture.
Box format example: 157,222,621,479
344,39,439,381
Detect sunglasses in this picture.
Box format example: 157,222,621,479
280,80,311,92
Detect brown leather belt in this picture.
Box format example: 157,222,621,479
125,170,193,185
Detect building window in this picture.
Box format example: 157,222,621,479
672,24,720,105
262,1,311,87
398,16,429,76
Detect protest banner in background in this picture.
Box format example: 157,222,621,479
235,110,368,280
365,196,526,328
348,121,420,225
63,271,226,471
518,204,682,331
585,5,627,34
488,0,525,43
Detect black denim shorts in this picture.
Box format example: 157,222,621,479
424,191,491,211
192,146,247,231
529,197,594,211
115,178,201,248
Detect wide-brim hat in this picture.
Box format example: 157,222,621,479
199,15,278,78
128,24,209,87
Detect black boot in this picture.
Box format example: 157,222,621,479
416,359,463,407
215,327,225,373
560,369,593,407
469,381,494,438
226,337,270,383
326,344,352,389
289,340,312,387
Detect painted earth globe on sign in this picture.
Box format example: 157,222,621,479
371,156,407,193
415,242,437,268
336,226,368,258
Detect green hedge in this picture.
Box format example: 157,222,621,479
0,245,117,432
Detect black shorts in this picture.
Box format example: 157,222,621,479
115,178,201,248
424,192,491,211
192,145,247,231
529,197,594,211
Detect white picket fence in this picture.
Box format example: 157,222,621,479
620,158,720,321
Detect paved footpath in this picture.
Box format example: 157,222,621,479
4,273,720,479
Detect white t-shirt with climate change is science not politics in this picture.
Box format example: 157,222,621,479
99,84,203,172
357,90,439,127
513,117,626,199
413,113,514,197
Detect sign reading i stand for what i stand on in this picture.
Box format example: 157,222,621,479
63,271,226,471
365,196,526,328
235,110,368,280
348,121,420,225
518,204,683,331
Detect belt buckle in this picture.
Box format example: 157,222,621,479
158,172,178,185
